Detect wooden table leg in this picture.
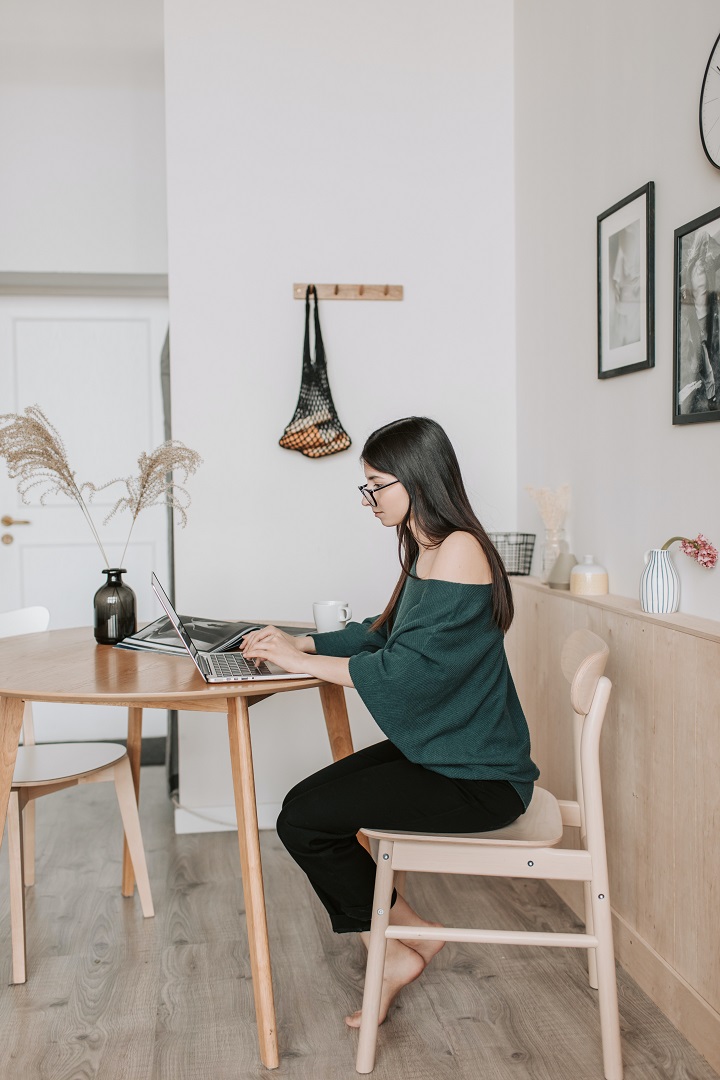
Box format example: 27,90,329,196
227,696,279,1070
0,697,25,850
318,682,355,761
122,706,143,897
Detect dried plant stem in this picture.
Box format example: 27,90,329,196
661,536,685,550
118,480,151,568
72,480,111,567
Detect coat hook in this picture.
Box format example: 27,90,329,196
334,284,339,296
384,284,389,296
359,284,365,297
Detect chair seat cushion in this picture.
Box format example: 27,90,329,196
361,785,563,848
12,743,128,786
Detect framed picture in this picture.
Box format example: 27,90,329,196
597,182,654,379
673,205,720,424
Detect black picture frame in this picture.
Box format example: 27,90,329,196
597,182,655,379
673,205,720,424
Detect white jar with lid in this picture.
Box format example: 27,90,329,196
570,555,608,596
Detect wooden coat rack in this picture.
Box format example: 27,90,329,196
293,283,403,301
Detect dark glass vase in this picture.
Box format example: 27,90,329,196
93,568,137,645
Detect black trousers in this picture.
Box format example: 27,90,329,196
276,740,524,933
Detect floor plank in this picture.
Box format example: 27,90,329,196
0,767,716,1080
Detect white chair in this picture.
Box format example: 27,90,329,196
0,606,154,984
356,628,623,1080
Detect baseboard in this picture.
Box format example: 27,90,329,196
173,801,281,835
551,881,720,1073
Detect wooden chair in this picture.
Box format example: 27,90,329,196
356,628,623,1080
0,606,154,984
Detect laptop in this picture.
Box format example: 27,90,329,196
151,573,313,683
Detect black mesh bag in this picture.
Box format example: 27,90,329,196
279,285,351,458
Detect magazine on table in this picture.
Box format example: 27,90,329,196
115,615,306,654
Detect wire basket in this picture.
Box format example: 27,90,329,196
488,533,536,576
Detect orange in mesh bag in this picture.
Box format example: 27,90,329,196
279,285,351,458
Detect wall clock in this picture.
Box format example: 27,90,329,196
700,30,720,168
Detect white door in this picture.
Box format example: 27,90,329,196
0,292,171,740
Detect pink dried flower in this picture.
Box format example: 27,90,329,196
663,534,718,569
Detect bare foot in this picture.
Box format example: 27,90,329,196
397,921,445,966
389,894,446,966
344,939,426,1028
344,896,447,1028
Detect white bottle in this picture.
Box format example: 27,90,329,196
570,554,608,596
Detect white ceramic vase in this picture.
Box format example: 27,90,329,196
640,548,680,613
570,555,608,596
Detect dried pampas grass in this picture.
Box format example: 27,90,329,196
96,441,202,564
0,405,86,504
0,405,110,562
526,483,571,531
0,404,202,568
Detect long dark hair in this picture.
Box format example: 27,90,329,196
363,417,514,634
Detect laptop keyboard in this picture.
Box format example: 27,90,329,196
207,652,272,678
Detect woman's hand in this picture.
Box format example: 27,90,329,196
240,625,315,673
241,626,352,687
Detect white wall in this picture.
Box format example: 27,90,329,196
515,0,720,619
0,0,167,274
164,0,517,827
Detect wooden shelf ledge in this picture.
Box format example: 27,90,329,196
510,576,720,645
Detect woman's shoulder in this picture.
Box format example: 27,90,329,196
423,531,492,586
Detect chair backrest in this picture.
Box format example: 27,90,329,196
560,629,612,847
0,606,50,639
560,627,609,714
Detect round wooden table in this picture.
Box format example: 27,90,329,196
0,626,356,1069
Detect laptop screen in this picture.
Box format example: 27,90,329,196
151,573,201,662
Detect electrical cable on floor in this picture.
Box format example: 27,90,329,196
171,794,238,829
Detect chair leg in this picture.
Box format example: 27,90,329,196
583,880,598,989
112,757,154,918
590,890,623,1080
22,799,35,888
7,790,27,984
356,839,395,1075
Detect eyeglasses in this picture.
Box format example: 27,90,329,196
357,479,401,507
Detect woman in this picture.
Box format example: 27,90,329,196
242,416,539,1027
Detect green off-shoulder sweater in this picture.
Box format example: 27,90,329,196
312,574,539,809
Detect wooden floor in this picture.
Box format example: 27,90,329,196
0,767,716,1080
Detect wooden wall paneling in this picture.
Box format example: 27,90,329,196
507,579,720,1073
503,582,523,680
627,621,662,953
644,626,679,967
597,611,641,928
544,594,576,800
517,588,538,705
671,631,699,994
522,589,548,775
694,637,720,1013
597,609,621,916
521,593,570,800
506,584,536,753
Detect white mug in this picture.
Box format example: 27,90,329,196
313,600,352,633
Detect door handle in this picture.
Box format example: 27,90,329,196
1,516,31,526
